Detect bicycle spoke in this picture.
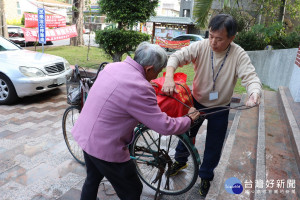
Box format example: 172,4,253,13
131,128,199,195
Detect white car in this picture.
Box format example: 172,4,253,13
0,36,72,104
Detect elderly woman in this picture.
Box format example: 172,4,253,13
72,42,200,200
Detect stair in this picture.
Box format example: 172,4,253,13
206,87,300,200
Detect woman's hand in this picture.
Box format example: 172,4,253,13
187,107,200,122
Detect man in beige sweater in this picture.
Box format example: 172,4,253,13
163,14,262,197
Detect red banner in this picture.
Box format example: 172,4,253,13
21,25,78,42
24,13,66,28
155,37,190,49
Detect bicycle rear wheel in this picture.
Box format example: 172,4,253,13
62,106,85,165
130,126,199,195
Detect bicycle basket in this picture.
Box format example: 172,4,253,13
66,76,81,105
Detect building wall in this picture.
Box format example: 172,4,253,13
180,0,194,18
156,0,180,16
4,0,21,24
4,0,71,25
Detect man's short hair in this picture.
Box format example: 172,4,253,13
208,14,237,38
134,42,168,72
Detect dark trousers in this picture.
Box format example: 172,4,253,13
81,151,143,200
175,97,230,181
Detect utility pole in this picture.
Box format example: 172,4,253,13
0,0,8,38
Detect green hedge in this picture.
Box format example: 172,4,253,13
95,29,150,62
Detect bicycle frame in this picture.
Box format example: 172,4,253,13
130,124,201,166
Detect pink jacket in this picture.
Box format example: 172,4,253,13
72,57,191,162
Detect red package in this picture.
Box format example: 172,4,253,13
152,72,193,117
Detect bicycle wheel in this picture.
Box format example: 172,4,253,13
62,106,85,165
130,126,199,195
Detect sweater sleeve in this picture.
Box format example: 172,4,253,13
236,48,262,97
167,41,201,69
125,83,191,135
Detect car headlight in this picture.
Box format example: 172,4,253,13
19,66,46,77
64,59,70,70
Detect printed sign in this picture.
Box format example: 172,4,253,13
155,37,190,50
24,12,66,28
38,8,46,44
22,25,78,42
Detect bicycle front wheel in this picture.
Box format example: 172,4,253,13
62,106,85,165
130,127,199,195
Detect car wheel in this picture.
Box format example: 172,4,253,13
0,73,18,105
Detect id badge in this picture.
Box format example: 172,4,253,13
209,91,218,100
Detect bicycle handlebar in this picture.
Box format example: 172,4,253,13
73,62,109,83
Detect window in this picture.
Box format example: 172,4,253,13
17,1,21,15
183,9,190,17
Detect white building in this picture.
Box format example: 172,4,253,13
4,0,71,24
155,0,181,17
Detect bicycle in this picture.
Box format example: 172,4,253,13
62,62,108,165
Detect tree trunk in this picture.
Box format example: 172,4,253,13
112,52,123,62
278,0,286,23
0,0,8,38
70,0,84,46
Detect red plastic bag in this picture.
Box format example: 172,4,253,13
152,72,193,117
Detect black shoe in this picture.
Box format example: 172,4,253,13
165,161,188,176
199,179,210,197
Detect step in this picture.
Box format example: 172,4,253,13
206,89,300,200
278,87,300,169
206,93,258,200
264,90,300,199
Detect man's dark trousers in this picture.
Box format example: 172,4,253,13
175,97,230,181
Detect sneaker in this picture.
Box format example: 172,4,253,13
165,161,188,176
199,179,210,197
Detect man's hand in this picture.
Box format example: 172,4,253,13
161,66,177,96
161,77,177,96
246,92,260,107
187,107,200,122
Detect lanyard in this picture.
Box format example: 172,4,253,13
211,45,231,91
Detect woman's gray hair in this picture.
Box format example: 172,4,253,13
134,42,168,72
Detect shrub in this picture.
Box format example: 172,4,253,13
95,29,150,62
234,22,300,51
234,31,267,51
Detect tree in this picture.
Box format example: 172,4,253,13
0,0,8,38
95,0,158,62
253,0,300,26
70,0,84,46
193,0,300,28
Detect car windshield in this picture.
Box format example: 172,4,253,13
0,37,21,51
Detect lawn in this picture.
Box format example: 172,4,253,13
37,46,114,69
37,45,273,94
